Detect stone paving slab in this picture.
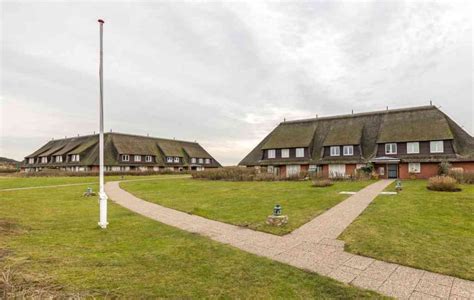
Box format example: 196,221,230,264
105,180,473,299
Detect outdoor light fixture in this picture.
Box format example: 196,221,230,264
98,19,108,229
273,204,282,216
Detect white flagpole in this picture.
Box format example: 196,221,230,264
98,19,108,229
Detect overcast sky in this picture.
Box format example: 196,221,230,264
1,1,472,165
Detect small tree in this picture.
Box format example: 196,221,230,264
438,161,451,175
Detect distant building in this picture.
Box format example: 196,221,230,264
239,106,474,179
23,132,221,172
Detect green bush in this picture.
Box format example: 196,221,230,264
15,169,181,177
427,176,461,192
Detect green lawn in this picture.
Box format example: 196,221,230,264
0,174,188,190
0,182,381,298
340,180,474,280
121,179,373,235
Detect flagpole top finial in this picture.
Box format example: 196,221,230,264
98,19,105,24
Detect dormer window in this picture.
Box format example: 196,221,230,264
343,146,353,156
121,154,129,162
55,156,63,163
205,158,210,164
41,157,48,163
430,141,444,153
145,155,152,162
407,142,420,154
166,157,173,163
28,158,35,164
134,155,141,162
70,154,80,162
174,157,180,163
385,143,397,154
268,149,276,159
191,158,196,164
198,158,204,164
330,146,340,156
281,149,290,158
296,148,304,158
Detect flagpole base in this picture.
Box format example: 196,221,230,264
98,221,109,229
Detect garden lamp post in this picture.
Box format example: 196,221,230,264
98,19,108,229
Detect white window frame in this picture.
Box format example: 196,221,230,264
55,156,63,163
330,146,340,157
145,155,152,162
296,148,304,158
166,157,173,163
75,155,80,162
191,158,196,164
205,158,210,164
408,163,421,173
407,142,420,154
385,143,397,154
41,157,48,163
174,157,180,163
28,158,35,164
281,149,290,158
268,149,276,159
343,145,354,156
267,165,274,174
198,158,204,164
122,154,130,162
430,141,444,153
134,155,141,162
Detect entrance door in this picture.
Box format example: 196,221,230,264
286,165,300,178
388,164,398,178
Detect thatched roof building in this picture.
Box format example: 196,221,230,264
24,132,221,172
239,105,474,179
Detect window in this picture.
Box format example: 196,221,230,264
134,155,141,162
41,157,48,163
55,156,63,163
330,146,340,156
268,149,276,159
191,158,196,163
267,166,274,174
343,145,354,156
328,164,346,178
385,143,397,154
205,158,210,164
281,149,290,158
430,141,444,153
174,157,180,163
286,165,301,178
145,155,152,162
296,148,304,158
407,142,420,154
122,154,130,162
408,163,421,173
198,158,204,164
166,157,173,163
28,158,35,164
378,167,385,175
70,154,80,162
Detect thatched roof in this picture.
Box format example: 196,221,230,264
261,122,317,149
377,108,453,143
239,105,474,165
24,132,221,168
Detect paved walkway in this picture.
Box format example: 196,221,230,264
105,180,473,299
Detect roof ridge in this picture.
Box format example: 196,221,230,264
45,132,200,145
281,105,437,124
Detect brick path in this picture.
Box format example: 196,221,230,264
105,180,473,299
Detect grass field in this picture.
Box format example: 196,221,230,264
0,179,381,298
121,178,373,235
340,180,474,280
0,174,188,190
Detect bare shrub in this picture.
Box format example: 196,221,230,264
312,178,333,187
449,169,474,184
427,176,461,192
192,167,258,181
438,161,452,176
